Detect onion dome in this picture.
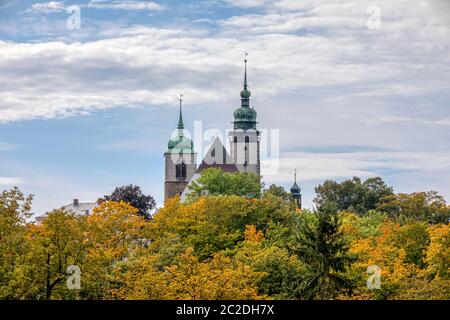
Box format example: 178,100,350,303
290,182,301,195
290,169,302,196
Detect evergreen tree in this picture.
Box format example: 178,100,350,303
291,203,355,299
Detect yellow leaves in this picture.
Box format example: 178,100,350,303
164,248,265,300
346,218,450,299
244,225,264,243
115,247,265,300
425,224,450,278
349,220,418,299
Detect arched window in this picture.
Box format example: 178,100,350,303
176,162,187,180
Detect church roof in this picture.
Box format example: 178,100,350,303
179,137,238,201
195,137,237,174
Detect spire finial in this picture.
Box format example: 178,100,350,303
240,52,251,107
177,93,184,130
294,168,297,184
244,51,248,90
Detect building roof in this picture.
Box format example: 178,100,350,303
34,199,101,225
179,137,238,200
196,137,238,173
62,200,98,216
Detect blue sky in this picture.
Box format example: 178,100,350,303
1,0,450,214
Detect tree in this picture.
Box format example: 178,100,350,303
424,224,449,279
0,188,33,299
5,209,86,300
290,204,355,299
314,177,394,215
104,184,156,219
165,248,265,299
80,201,152,299
235,225,304,299
186,168,262,201
377,191,450,224
263,184,291,202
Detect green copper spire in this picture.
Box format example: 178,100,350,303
167,94,194,153
177,94,184,130
233,52,257,130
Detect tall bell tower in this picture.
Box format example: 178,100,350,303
164,95,197,200
228,53,260,178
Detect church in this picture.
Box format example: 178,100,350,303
163,57,302,209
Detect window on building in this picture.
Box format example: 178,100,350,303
245,136,250,165
176,162,187,180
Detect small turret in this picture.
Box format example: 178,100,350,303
291,169,302,209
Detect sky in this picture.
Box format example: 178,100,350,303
0,0,449,215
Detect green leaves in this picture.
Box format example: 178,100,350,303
187,168,263,201
314,177,394,215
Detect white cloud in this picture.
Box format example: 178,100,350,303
87,0,164,11
0,177,23,186
263,150,450,183
223,0,268,8
27,1,66,13
1,0,447,123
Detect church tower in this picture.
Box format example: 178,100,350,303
164,95,197,200
228,54,261,178
290,169,302,210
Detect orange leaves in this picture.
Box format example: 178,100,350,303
244,225,264,243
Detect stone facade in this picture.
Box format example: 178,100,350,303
228,129,260,178
164,151,197,200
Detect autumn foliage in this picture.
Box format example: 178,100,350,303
0,181,449,300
